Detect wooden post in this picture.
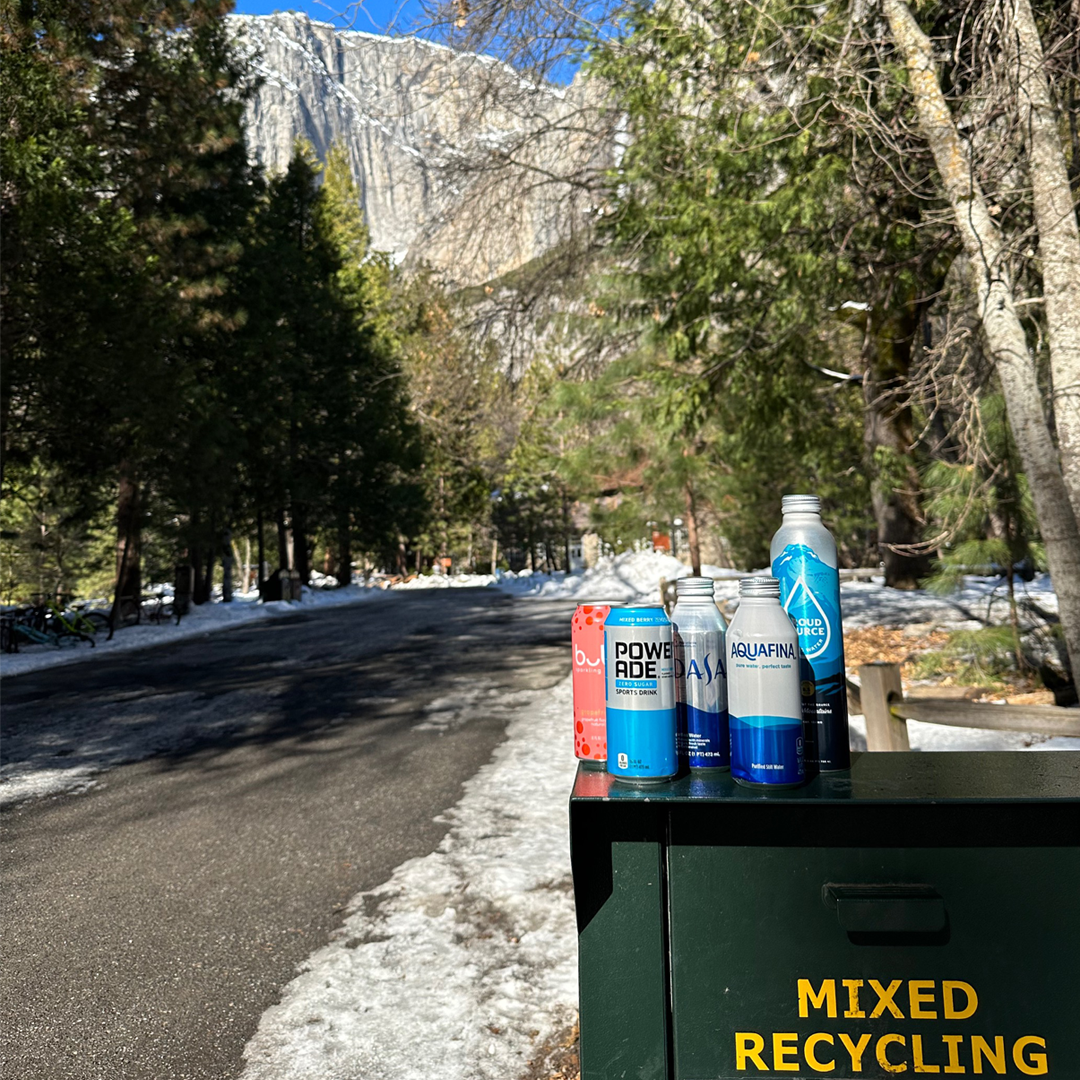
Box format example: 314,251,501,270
859,662,911,751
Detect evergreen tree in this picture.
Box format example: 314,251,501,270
1,0,258,610
318,145,424,584
393,270,508,573
233,143,423,589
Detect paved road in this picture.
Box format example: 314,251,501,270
1,590,575,1080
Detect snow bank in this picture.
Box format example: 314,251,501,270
393,572,498,590
393,553,1061,632
3,549,1064,685
0,585,386,680
497,549,709,602
394,549,734,602
840,573,1059,630
847,712,1080,754
240,676,580,1080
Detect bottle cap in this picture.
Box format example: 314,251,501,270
739,575,781,598
782,494,821,514
675,576,715,597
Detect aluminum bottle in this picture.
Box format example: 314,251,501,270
770,493,850,771
604,604,678,785
727,576,804,787
571,603,615,769
671,577,729,771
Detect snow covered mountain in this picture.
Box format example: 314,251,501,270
232,13,610,287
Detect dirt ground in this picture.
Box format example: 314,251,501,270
842,626,1055,704
526,1022,579,1080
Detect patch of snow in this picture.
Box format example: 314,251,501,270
846,712,1080,753
0,585,386,680
393,573,499,590
840,573,1058,630
494,550,735,603
392,553,1060,633
239,675,579,1080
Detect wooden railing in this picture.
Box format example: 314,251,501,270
856,661,1080,751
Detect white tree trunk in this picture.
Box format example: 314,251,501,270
1010,0,1080,523
883,0,1080,682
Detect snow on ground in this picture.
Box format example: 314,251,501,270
840,573,1059,630
0,584,387,680
7,546,1059,683
846,712,1080,753
397,549,734,602
239,674,579,1080
400,549,1061,633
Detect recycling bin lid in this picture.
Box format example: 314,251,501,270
571,751,1080,805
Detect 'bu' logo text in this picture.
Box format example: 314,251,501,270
575,647,602,670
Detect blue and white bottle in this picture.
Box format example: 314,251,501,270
727,576,804,787
671,577,729,771
770,494,850,771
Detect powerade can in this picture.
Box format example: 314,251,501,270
727,576,805,787
604,605,677,785
571,603,615,769
770,493,851,771
671,577,729,770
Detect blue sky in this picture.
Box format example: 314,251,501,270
231,0,431,35
230,0,594,83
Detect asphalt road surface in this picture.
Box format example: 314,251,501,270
1,589,575,1080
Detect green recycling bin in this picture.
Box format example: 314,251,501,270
570,752,1080,1079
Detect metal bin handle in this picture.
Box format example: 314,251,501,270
822,884,947,936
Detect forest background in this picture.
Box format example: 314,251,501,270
2,0,1078,692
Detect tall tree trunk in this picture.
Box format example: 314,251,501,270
107,527,132,641
276,508,291,571
683,482,702,576
438,475,449,559
862,311,933,589
256,508,265,590
336,511,351,587
221,528,233,603
885,0,1080,680
292,503,309,584
191,543,205,604
1010,0,1080,522
203,546,214,604
115,467,141,612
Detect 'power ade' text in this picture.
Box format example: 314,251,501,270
614,639,672,679
734,978,1050,1075
731,641,797,660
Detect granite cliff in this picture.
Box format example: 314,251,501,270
232,13,610,287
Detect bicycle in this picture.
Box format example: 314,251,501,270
44,602,108,640
8,606,94,649
142,592,177,625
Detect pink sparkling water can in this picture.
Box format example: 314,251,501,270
572,604,612,768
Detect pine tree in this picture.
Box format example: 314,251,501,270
2,0,258,612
